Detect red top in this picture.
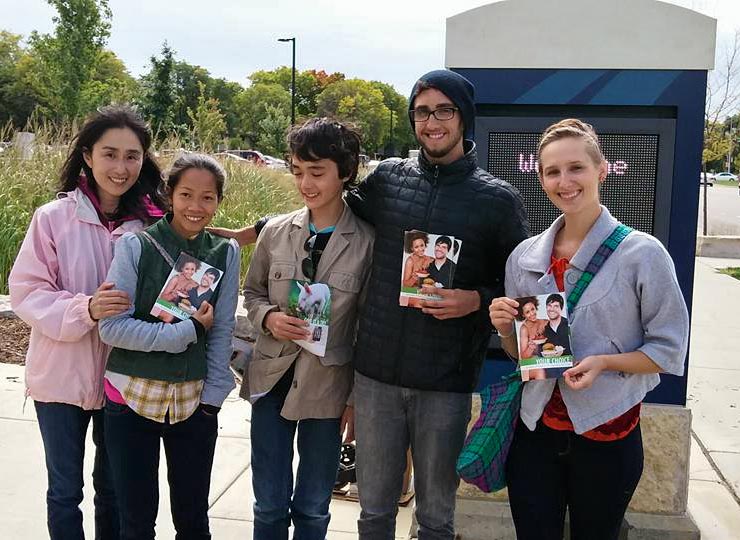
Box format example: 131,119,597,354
540,255,641,441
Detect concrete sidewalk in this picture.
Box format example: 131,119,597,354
0,256,738,538
686,257,740,538
0,366,412,539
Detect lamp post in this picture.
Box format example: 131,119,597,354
277,37,296,126
389,109,395,157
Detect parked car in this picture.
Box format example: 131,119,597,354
222,149,288,169
226,149,268,166
214,152,249,163
714,172,738,182
263,154,288,170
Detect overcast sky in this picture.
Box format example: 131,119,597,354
2,0,739,94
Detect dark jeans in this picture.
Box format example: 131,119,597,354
34,400,119,540
104,398,218,540
250,367,342,540
354,372,471,540
506,420,644,540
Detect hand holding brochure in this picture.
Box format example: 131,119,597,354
399,229,462,308
287,280,331,357
513,293,574,381
150,252,224,323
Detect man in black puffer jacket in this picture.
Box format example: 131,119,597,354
349,70,529,540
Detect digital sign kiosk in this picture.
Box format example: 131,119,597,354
446,0,716,406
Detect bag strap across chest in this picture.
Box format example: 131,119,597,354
139,230,175,268
566,224,632,314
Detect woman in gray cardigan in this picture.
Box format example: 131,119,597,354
489,119,689,540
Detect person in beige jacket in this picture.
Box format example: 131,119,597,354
242,118,374,539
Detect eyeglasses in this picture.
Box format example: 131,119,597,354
302,234,322,282
409,107,459,122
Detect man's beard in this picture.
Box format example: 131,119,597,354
419,131,463,160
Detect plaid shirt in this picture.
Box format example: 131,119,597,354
106,371,203,424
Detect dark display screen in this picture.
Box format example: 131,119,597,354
486,132,659,235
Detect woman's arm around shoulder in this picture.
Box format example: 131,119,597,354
9,203,96,342
98,233,198,353
200,240,240,408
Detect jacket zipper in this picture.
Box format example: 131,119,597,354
428,166,465,374
394,164,441,386
423,166,440,228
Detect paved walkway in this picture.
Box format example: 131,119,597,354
686,257,740,538
0,365,412,539
0,256,739,538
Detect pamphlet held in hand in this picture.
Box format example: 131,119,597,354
513,293,574,381
150,252,223,323
399,229,461,309
287,280,331,357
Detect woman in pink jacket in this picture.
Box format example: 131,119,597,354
9,105,166,540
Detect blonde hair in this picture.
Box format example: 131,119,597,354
537,119,605,173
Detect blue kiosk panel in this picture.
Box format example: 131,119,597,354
459,68,706,406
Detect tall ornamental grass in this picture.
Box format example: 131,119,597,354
211,159,302,278
0,125,301,294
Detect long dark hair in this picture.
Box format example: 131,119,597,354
59,105,167,221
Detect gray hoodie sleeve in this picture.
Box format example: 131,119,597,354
98,233,197,353
200,240,240,407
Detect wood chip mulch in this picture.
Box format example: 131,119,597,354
0,317,30,365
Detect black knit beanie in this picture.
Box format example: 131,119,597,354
408,69,476,139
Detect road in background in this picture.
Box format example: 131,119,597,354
697,184,740,235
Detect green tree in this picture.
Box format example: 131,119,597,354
208,78,243,141
78,50,137,115
0,31,37,125
316,79,389,152
187,82,226,152
172,61,212,129
256,104,290,157
249,67,344,117
152,60,245,143
16,32,64,118
370,80,415,156
703,122,730,170
233,83,291,146
138,42,176,134
25,0,112,118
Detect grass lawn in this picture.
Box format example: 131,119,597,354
714,179,738,188
719,267,740,281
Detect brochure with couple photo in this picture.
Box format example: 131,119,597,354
513,293,575,381
286,280,331,357
399,229,461,309
150,253,224,323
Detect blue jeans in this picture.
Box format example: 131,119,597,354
250,367,342,540
354,372,471,540
104,398,218,540
34,401,119,540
